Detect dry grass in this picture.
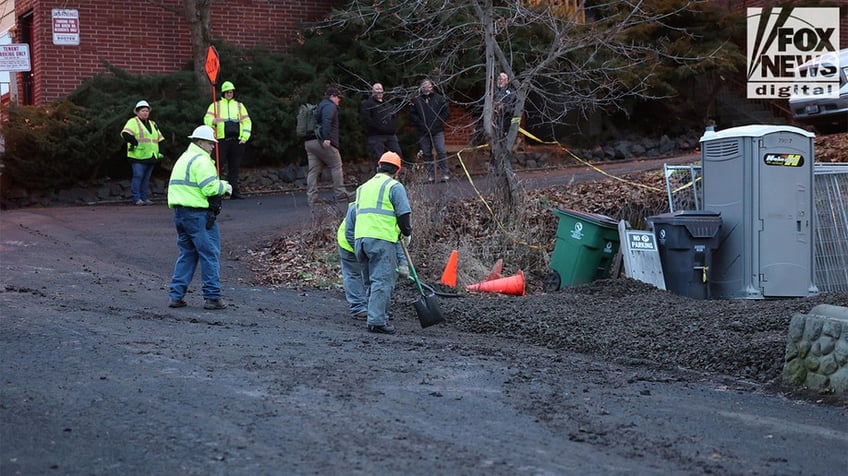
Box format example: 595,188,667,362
249,169,672,293
249,132,847,293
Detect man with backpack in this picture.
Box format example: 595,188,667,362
304,87,351,208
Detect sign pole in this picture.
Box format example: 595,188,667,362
204,46,221,176
9,73,18,105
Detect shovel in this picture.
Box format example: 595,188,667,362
400,238,445,328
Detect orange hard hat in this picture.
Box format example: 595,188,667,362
378,152,402,172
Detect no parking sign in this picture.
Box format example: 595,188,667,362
52,9,80,46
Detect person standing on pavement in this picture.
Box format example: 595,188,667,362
338,201,409,321
305,87,351,208
361,82,402,169
204,81,251,199
167,125,232,310
354,152,412,335
121,100,165,206
410,79,451,182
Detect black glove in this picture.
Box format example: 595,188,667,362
206,196,223,229
208,195,223,215
122,132,138,147
205,211,217,230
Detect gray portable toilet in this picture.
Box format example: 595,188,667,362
700,124,818,299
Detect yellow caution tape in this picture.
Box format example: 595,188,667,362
448,126,700,252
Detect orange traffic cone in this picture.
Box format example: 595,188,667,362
466,270,525,296
440,249,458,287
485,258,503,281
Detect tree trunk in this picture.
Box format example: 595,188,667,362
183,0,213,90
475,0,521,210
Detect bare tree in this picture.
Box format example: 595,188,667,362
147,0,213,89
323,0,700,208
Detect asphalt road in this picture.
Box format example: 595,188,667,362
2,157,847,475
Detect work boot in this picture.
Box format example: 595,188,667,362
168,298,187,308
367,323,396,335
203,299,227,310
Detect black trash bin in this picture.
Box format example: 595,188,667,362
647,210,722,299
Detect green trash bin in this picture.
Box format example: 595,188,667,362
544,208,621,292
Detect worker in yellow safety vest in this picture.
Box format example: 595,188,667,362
353,152,412,335
166,125,232,311
121,100,165,205
338,201,409,321
204,81,252,199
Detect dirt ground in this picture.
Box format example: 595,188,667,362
2,154,848,475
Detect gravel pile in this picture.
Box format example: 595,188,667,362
395,278,848,399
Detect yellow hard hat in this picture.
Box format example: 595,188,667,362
221,81,235,93
378,152,402,172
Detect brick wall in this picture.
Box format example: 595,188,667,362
13,0,337,105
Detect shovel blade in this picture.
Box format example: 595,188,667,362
412,293,444,328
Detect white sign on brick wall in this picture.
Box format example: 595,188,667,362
52,9,80,46
0,44,31,72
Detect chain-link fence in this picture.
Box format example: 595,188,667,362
663,162,848,292
814,164,848,292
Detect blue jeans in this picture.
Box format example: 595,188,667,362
169,207,221,301
130,160,155,202
418,131,449,176
338,245,367,316
355,238,398,327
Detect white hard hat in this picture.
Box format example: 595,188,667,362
187,125,218,143
135,100,150,111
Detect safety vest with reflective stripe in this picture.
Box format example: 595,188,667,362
354,174,400,242
167,143,227,209
121,117,163,160
337,203,355,253
204,98,252,141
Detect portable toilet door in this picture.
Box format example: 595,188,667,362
757,129,817,297
701,124,817,299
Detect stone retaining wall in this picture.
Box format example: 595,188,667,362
782,304,848,394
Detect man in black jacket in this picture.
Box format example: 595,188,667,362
410,79,451,182
361,83,402,169
493,72,516,141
